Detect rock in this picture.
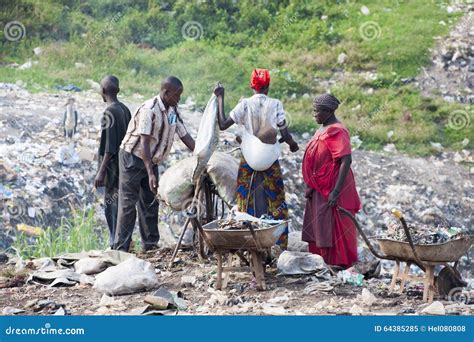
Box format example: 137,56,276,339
420,301,445,315
262,303,286,315
357,288,377,306
267,295,290,304
33,47,43,55
54,307,66,315
144,294,169,310
350,304,363,315
99,294,120,307
277,251,326,275
181,275,196,287
430,142,443,152
18,60,38,70
206,290,228,306
337,52,347,64
74,62,86,69
383,143,396,153
2,307,25,315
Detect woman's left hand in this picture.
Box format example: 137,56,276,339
328,189,340,207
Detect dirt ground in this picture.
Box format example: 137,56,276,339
1,247,473,316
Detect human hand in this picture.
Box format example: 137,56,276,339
214,82,224,97
290,141,299,153
148,173,158,194
94,172,105,188
328,189,340,207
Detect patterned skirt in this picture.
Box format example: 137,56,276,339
236,156,288,248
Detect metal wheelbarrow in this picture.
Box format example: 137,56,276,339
201,219,288,290
337,207,473,303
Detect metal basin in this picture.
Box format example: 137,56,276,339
377,235,473,263
202,220,288,251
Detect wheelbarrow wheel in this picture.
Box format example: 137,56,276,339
437,266,466,298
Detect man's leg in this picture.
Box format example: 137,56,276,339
137,165,160,251
104,186,119,248
114,150,145,251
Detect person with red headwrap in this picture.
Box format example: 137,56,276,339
302,94,361,268
213,69,299,249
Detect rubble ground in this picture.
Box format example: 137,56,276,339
1,248,472,316
0,83,472,316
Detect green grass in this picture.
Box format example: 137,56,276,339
12,208,108,259
0,0,472,154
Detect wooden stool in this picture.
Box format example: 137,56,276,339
389,260,435,303
215,250,266,291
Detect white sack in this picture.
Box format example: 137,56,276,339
193,95,219,183
240,130,280,171
158,156,196,210
206,152,239,206
93,256,158,295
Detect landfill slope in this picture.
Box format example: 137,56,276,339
0,84,472,316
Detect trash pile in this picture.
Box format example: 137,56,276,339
216,214,279,231
415,8,474,103
384,221,469,244
0,84,106,249
1,244,473,316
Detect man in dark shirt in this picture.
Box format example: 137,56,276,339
94,75,132,248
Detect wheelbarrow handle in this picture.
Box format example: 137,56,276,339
337,206,391,260
246,222,263,251
391,209,426,271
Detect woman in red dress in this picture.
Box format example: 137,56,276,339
302,94,361,268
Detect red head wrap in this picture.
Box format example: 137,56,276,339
250,68,270,92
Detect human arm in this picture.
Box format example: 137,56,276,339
214,83,234,130
94,153,112,188
278,125,299,152
140,134,157,194
328,154,352,206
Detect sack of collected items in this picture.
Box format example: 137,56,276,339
157,156,196,210
158,152,239,210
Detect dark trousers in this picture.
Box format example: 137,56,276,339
104,186,119,248
113,149,159,252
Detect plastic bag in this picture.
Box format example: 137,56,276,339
206,152,239,206
158,156,196,210
277,251,326,275
240,130,280,171
93,256,158,295
193,94,219,183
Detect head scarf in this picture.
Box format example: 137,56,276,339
250,68,270,92
314,94,340,111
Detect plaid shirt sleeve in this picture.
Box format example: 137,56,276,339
176,116,188,138
137,106,154,136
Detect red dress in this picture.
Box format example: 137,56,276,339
302,123,361,268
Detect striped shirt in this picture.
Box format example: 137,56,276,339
120,95,188,164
